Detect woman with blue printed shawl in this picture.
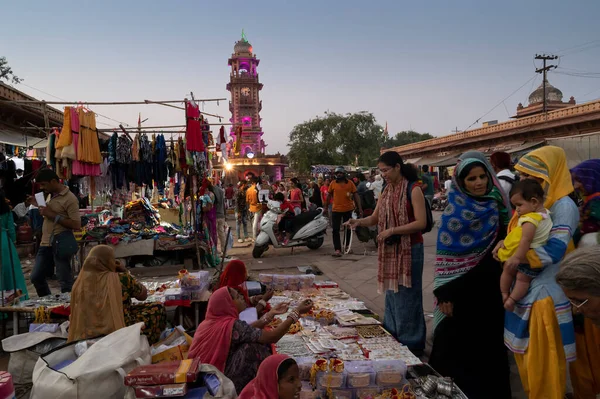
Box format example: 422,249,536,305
500,146,578,399
429,151,512,399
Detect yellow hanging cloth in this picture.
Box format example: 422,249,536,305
77,109,102,164
56,107,73,149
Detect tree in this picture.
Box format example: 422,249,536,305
383,130,434,149
0,57,22,84
287,112,387,172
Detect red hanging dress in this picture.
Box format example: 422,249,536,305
185,101,204,152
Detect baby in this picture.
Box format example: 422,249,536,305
497,179,552,311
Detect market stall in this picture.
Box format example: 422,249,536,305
74,197,210,272
0,94,235,274
256,273,468,399
0,269,213,336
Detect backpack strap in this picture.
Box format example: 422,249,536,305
497,175,515,184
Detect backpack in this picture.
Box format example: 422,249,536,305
359,189,377,211
408,182,434,234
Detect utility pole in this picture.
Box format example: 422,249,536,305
534,54,558,114
451,127,462,134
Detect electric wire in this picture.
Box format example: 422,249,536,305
462,75,537,132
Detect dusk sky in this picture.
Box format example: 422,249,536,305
2,0,600,153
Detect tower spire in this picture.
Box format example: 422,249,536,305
241,29,247,42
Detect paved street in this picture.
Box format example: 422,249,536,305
225,211,529,398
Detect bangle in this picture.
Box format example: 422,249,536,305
258,299,267,308
261,313,274,324
287,310,300,323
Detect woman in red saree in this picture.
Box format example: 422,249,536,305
218,260,273,315
238,354,302,399
188,287,312,393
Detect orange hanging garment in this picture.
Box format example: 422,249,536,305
77,109,102,164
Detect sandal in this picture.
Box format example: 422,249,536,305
332,251,342,257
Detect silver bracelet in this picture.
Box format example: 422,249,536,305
258,299,267,308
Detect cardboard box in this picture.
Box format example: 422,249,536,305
125,358,201,386
151,328,193,364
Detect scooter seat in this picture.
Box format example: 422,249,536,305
290,210,321,234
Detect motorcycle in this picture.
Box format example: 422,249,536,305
252,201,328,258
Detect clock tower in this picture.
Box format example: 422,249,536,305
227,31,265,158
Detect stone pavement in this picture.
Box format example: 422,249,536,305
225,211,528,398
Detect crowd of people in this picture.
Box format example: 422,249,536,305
6,146,600,398
180,146,600,398
349,146,599,399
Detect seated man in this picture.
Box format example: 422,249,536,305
274,193,295,244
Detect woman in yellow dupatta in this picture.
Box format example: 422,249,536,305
68,245,125,342
498,146,579,399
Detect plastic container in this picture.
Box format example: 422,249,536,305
295,357,315,381
355,386,381,399
258,274,274,286
346,362,375,388
373,360,406,386
316,371,346,389
287,275,301,285
328,388,353,399
273,274,287,286
299,274,315,289
299,382,324,399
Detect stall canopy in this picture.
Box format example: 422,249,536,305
429,153,462,167
547,131,600,168
404,157,422,164
0,130,47,149
506,140,546,155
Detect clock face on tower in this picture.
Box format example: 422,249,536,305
241,87,250,97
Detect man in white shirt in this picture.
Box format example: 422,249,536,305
444,178,452,192
490,151,516,197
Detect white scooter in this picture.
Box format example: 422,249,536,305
253,201,329,258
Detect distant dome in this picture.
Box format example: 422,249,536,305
234,39,252,54
528,79,563,104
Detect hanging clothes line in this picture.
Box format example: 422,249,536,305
2,98,227,120
0,98,226,105
101,123,233,131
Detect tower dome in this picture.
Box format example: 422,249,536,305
528,79,563,104
234,39,252,54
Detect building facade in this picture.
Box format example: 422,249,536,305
386,80,600,167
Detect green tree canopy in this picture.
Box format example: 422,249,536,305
383,130,434,148
287,113,435,172
0,57,22,84
287,112,386,172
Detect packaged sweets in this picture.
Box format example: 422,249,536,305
134,383,187,398
125,358,201,386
